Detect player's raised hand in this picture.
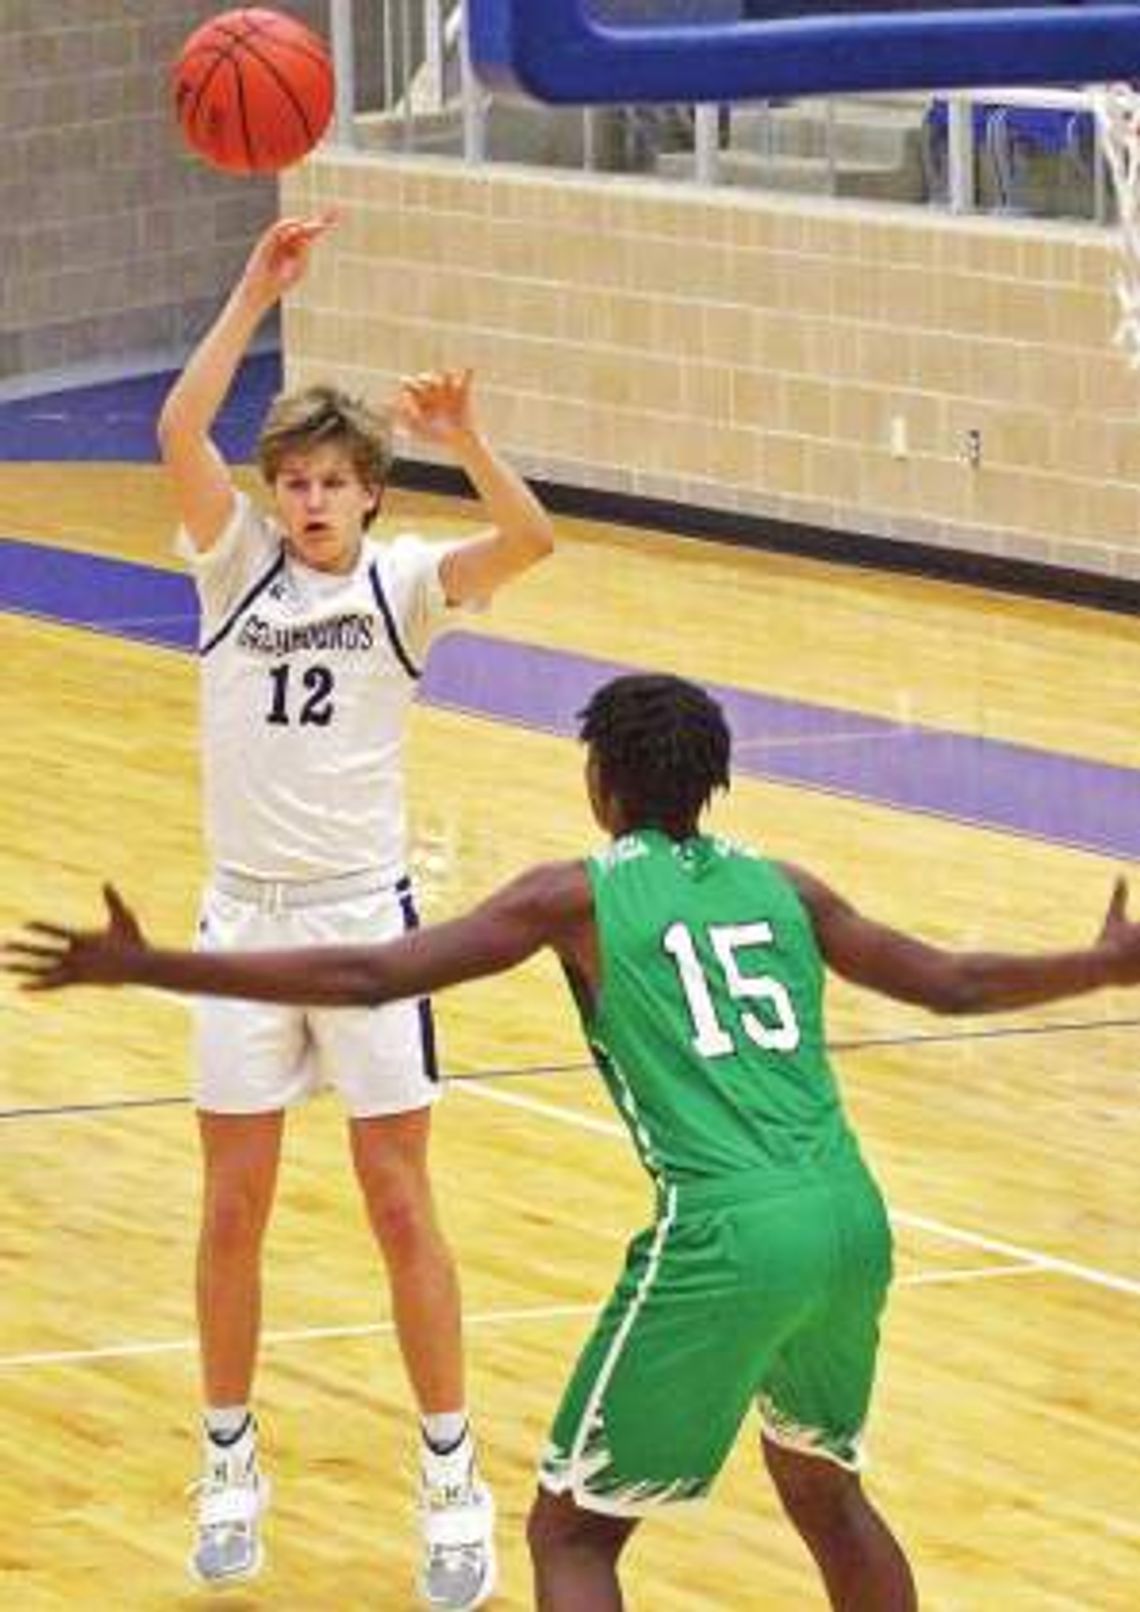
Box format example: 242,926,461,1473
240,211,338,305
2,884,148,991
392,368,476,450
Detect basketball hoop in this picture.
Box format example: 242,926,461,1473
1093,82,1140,369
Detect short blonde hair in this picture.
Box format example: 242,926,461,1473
257,385,394,527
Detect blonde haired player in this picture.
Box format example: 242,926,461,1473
156,212,554,1607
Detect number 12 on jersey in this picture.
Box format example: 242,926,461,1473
663,920,801,1058
266,663,335,727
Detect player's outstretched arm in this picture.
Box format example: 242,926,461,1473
784,865,1140,1015
3,863,594,1008
392,368,556,604
157,212,337,551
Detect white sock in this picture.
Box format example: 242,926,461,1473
421,1410,469,1456
205,1404,252,1446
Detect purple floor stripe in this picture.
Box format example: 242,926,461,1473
0,539,198,648
423,636,1140,859
0,353,280,464
4,535,1139,860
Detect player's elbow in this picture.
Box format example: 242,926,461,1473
156,397,188,457
316,958,395,1008
358,967,396,1008
516,515,556,565
924,985,976,1016
156,388,207,458
921,962,992,1016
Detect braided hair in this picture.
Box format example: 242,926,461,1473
578,674,731,838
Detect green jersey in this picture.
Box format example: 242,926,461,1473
577,828,859,1186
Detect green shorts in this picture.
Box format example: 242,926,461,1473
540,1157,892,1516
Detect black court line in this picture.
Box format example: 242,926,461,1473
0,1094,191,1121
3,1016,1139,1124
833,1014,1140,1055
0,1062,591,1121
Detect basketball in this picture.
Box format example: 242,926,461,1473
172,8,334,176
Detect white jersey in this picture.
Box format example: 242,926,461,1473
179,494,458,883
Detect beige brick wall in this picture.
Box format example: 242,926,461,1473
0,0,338,390
283,151,1140,581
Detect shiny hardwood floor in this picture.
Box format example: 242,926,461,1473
2,462,1139,1609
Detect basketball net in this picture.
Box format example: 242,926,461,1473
1093,82,1140,368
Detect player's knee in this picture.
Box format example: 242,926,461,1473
765,1440,863,1536
526,1491,562,1565
359,1171,437,1260
528,1490,592,1560
201,1179,274,1254
527,1490,630,1568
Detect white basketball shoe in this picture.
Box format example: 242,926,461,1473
187,1418,270,1585
418,1432,497,1610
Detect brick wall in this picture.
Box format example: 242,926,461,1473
0,0,340,392
282,151,1140,581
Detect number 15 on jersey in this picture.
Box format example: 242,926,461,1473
663,920,802,1058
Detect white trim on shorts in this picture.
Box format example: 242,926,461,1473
757,1397,867,1474
539,1187,685,1517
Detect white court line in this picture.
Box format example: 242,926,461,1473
1,1083,1128,1374
0,1267,1041,1372
897,1262,1042,1289
450,1081,1140,1301
733,726,914,754
0,1301,597,1372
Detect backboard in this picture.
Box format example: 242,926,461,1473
468,2,1140,103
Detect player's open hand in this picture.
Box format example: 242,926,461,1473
392,368,476,450
1096,877,1140,983
241,211,338,304
2,885,148,991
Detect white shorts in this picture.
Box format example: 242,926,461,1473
192,870,441,1118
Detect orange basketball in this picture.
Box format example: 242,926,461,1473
172,8,334,175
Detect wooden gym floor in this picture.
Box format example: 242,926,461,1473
1,449,1139,1609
